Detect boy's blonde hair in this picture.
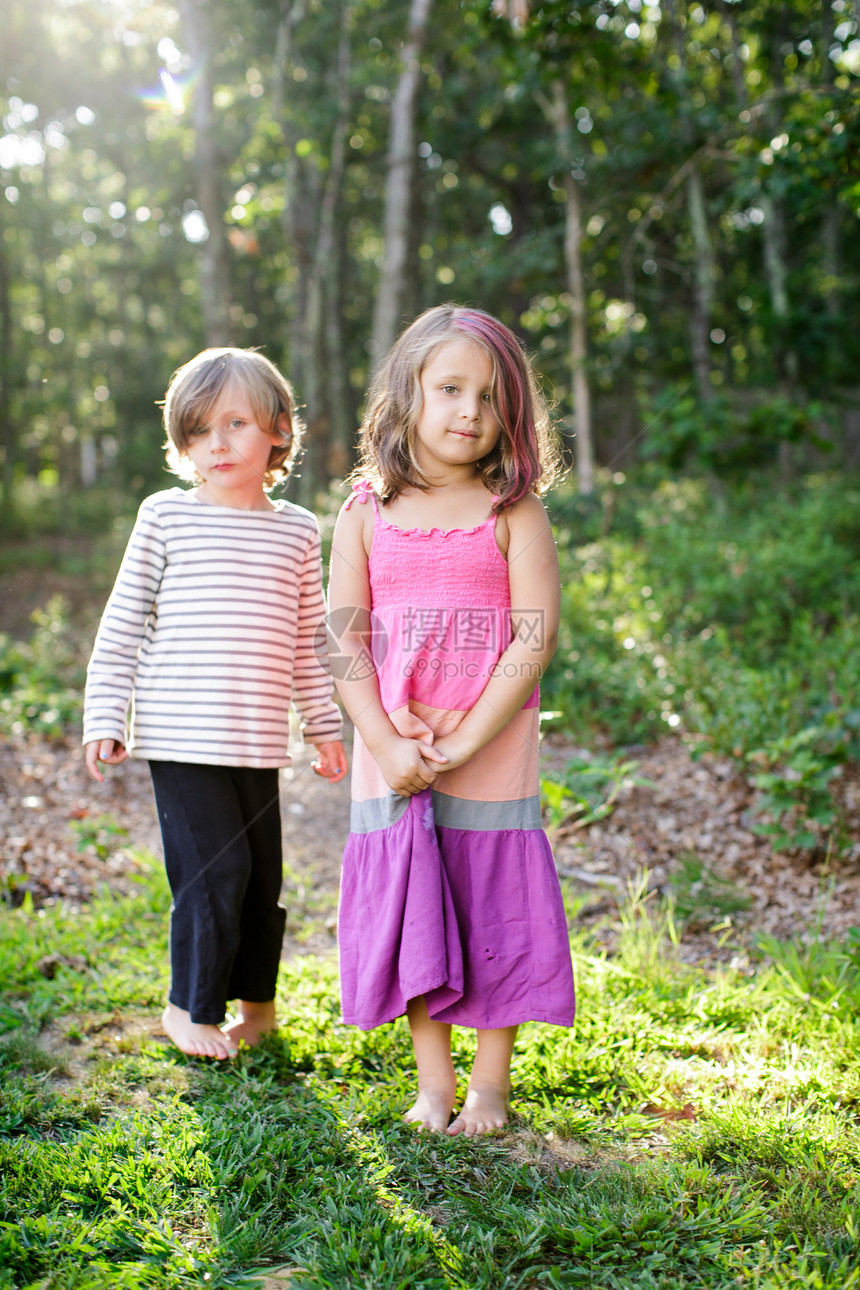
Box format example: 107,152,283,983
162,347,303,489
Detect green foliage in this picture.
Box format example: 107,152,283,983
541,752,655,835
0,485,129,540
668,853,752,929
70,814,130,861
747,726,849,852
641,387,835,475
0,596,87,736
546,472,860,853
3,0,860,509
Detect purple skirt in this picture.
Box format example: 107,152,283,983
338,788,576,1031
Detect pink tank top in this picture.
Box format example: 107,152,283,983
347,482,538,714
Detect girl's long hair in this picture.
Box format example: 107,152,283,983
351,304,562,510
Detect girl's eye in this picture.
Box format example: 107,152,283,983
482,393,493,403
229,419,245,430
189,425,208,438
441,385,458,395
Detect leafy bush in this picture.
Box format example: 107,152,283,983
546,472,860,851
640,385,835,475
541,752,655,835
0,483,129,539
0,597,87,736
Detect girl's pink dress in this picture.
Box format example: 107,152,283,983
338,484,575,1030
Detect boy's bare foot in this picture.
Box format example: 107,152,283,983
447,1082,509,1137
161,1004,238,1060
221,999,277,1047
404,1077,457,1133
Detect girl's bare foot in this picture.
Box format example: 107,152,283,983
405,996,457,1132
221,999,277,1047
448,1082,509,1137
161,1003,238,1060
404,1076,457,1133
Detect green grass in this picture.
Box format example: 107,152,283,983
1,473,858,1284
3,858,860,1288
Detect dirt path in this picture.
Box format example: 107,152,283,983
2,729,859,958
0,734,351,960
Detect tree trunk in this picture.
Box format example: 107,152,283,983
759,189,795,381
273,0,309,346
302,5,353,494
663,0,715,401
819,5,839,323
0,223,13,520
761,7,797,399
178,0,233,346
821,205,839,319
717,0,747,103
325,221,354,479
686,165,715,402
547,80,594,494
370,0,434,367
272,0,317,497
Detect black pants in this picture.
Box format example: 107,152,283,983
149,761,286,1025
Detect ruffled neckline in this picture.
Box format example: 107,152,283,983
349,480,497,537
375,511,496,539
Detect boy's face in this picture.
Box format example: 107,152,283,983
183,382,287,508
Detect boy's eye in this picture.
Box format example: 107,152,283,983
189,425,208,437
229,418,245,429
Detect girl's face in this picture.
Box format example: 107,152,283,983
183,381,287,508
413,337,502,480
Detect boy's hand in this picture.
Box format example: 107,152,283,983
311,740,349,783
84,739,128,783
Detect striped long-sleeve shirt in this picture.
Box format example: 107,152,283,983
83,488,342,768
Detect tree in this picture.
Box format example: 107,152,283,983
543,80,594,494
177,0,234,345
370,0,434,365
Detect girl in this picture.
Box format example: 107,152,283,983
84,347,348,1061
329,305,575,1136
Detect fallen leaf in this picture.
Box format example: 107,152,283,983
641,1102,699,1122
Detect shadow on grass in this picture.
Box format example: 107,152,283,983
3,870,860,1288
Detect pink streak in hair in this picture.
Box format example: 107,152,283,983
450,308,538,503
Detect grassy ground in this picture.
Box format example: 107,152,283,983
3,855,860,1289
2,473,859,1286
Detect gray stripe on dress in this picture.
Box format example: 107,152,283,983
349,791,542,834
350,792,412,833
432,793,543,831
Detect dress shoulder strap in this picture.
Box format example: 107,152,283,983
343,479,380,513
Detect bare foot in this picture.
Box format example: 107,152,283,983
221,999,277,1048
447,1083,509,1137
161,1004,237,1060
404,1078,457,1133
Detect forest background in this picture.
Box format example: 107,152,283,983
2,0,860,854
3,3,860,1287
3,0,860,509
